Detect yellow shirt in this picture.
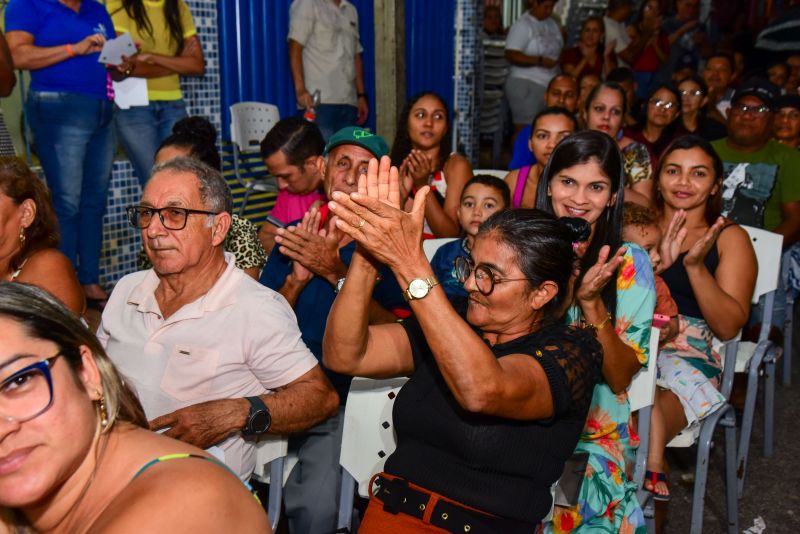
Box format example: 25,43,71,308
108,0,197,101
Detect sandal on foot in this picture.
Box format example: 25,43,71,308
645,470,672,502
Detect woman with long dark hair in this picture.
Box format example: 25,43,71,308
561,16,616,79
645,136,756,500
390,91,472,238
537,130,656,534
108,0,205,187
677,74,727,142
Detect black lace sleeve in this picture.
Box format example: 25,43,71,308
530,324,603,418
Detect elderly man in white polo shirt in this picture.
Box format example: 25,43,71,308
97,157,339,481
288,0,368,140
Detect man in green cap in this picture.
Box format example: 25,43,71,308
259,126,407,533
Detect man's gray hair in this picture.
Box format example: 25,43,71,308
151,156,233,214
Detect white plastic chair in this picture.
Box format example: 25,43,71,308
251,434,289,532
472,168,509,180
229,102,280,215
637,327,739,534
422,237,458,262
730,226,783,497
336,377,408,533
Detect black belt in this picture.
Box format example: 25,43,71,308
372,475,537,534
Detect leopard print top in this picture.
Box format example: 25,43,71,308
137,214,267,271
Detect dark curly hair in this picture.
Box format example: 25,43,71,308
390,91,452,171
157,116,221,170
0,158,60,270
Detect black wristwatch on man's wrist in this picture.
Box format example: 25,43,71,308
242,396,272,435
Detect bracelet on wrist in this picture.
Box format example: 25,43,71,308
581,312,613,335
66,44,75,58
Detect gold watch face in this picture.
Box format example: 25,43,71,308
408,278,430,299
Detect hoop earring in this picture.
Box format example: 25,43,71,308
18,227,25,247
97,395,108,428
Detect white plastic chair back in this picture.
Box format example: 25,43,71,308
423,238,458,262
472,168,508,180
252,433,289,480
741,225,783,304
628,327,660,412
339,377,409,497
230,102,280,153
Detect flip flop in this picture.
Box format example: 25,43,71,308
645,470,672,502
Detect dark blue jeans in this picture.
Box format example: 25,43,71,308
306,104,358,141
114,99,188,187
26,91,114,285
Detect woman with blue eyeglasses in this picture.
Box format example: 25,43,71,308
0,283,270,532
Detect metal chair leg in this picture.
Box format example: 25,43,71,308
268,457,285,533
783,297,794,385
764,353,776,458
336,470,357,533
722,407,739,534
690,427,711,534
737,342,769,499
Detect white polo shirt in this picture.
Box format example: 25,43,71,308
97,253,318,480
288,0,362,106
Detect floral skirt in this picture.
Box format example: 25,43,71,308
656,315,726,427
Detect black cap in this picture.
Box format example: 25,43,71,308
775,94,800,111
731,78,780,109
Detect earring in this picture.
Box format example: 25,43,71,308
97,395,108,428
18,227,25,247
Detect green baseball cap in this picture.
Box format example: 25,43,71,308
323,126,389,159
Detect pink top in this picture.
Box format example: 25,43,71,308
270,189,327,224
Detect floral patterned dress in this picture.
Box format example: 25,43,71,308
546,243,656,534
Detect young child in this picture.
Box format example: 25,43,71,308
622,201,679,343
430,174,510,299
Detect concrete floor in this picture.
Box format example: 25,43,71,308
661,311,800,533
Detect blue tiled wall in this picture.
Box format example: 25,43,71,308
99,0,221,289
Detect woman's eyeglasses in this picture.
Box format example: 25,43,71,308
0,353,63,423
453,256,534,296
649,99,677,110
680,89,704,98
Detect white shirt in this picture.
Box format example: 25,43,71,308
505,12,563,86
97,253,319,480
288,0,363,106
604,16,631,68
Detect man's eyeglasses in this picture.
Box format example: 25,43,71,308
730,103,771,116
453,256,534,296
126,206,220,230
0,353,62,423
649,99,677,110
680,89,703,98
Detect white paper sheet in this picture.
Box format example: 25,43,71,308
113,77,149,109
98,33,137,66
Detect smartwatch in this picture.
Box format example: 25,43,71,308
242,396,272,436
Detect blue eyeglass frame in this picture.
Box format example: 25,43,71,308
0,353,62,423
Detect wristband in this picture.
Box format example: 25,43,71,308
66,44,75,58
